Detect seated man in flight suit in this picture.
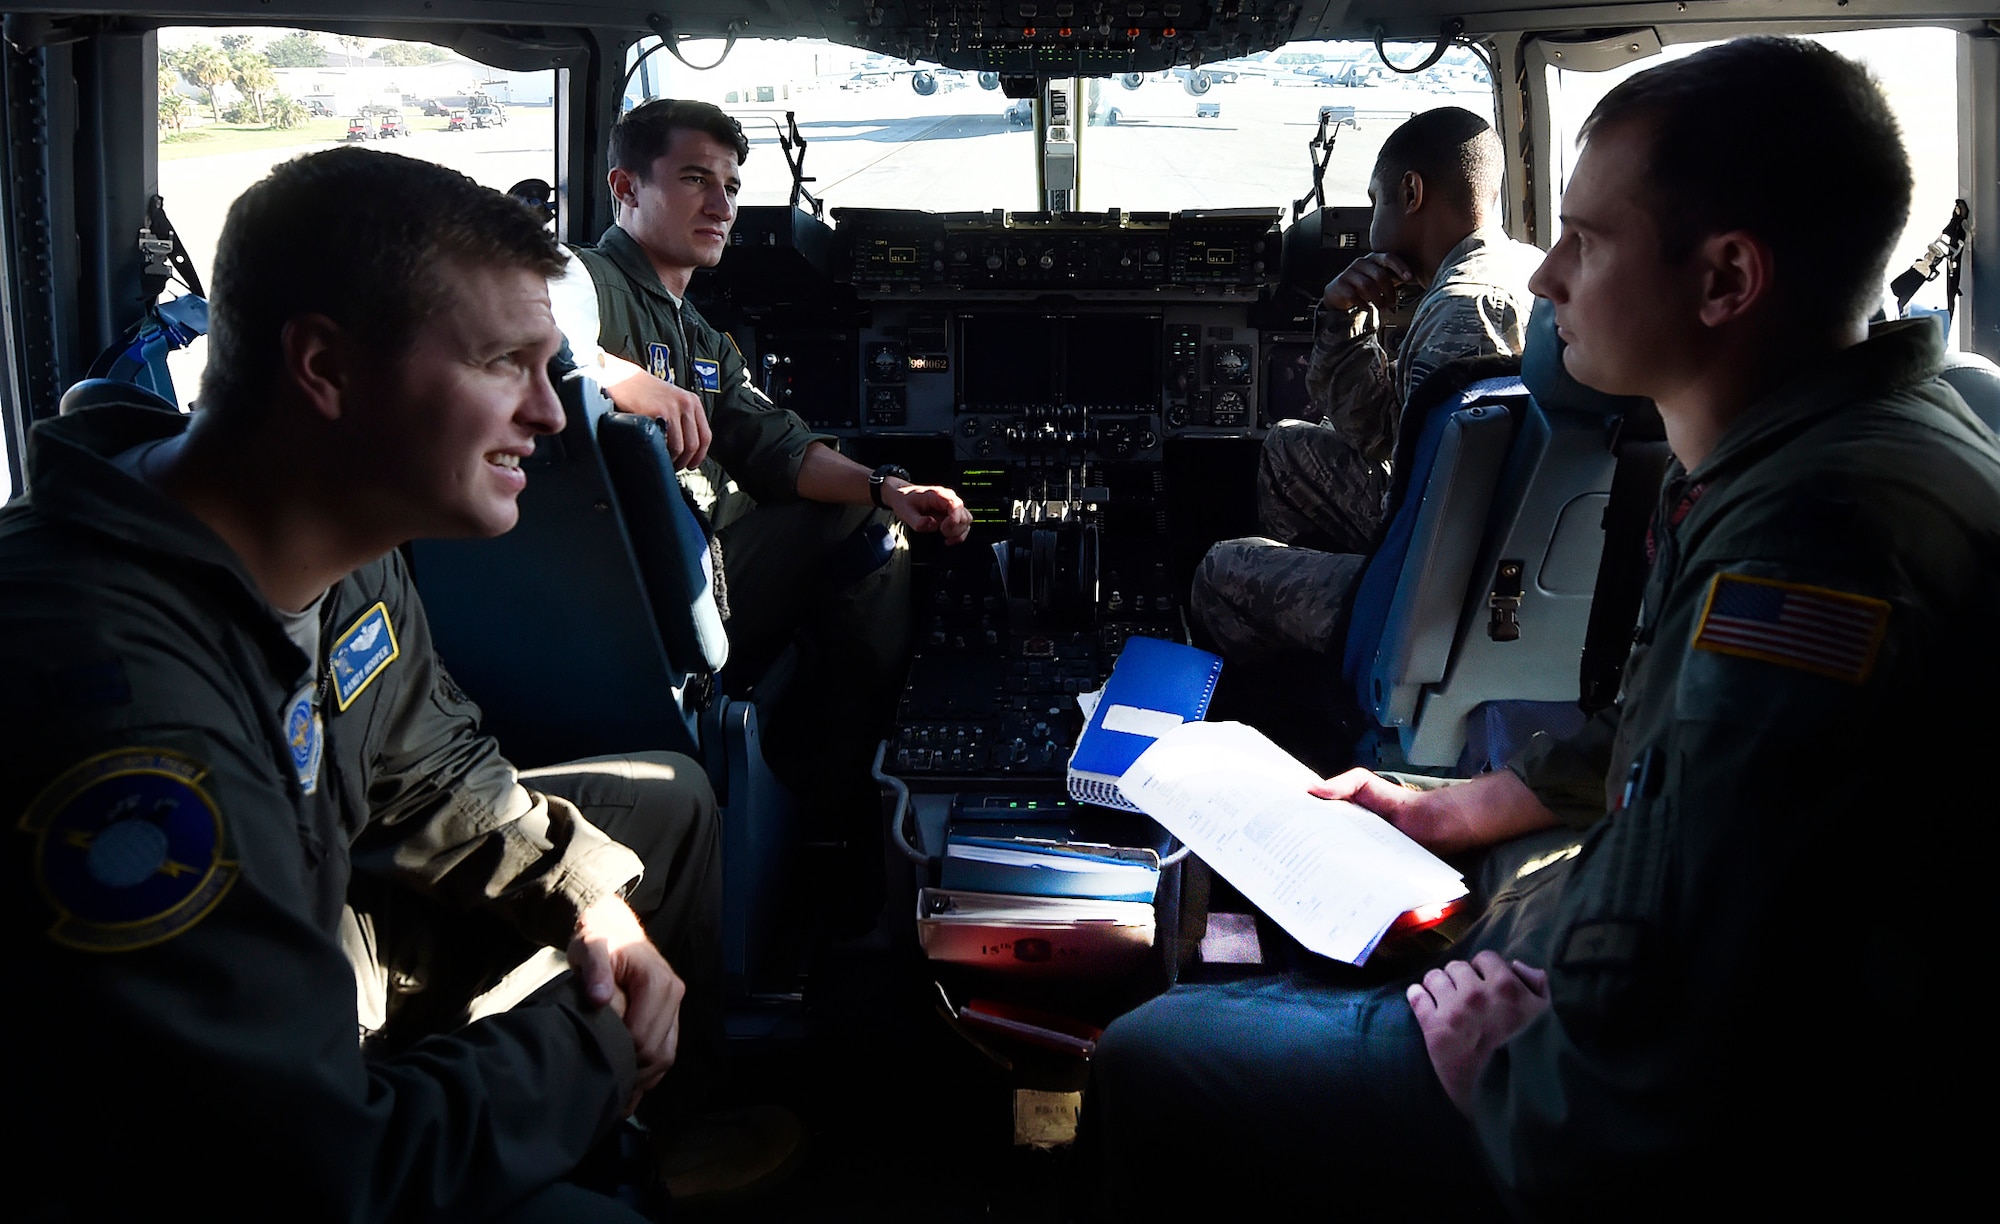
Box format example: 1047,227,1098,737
1079,38,1994,1218
1190,107,1542,668
561,97,972,885
2,148,729,1221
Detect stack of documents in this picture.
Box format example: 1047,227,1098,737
939,835,1162,902
920,830,1164,973
1118,721,1468,965
916,887,1157,975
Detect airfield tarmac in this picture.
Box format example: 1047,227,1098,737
154,72,1473,403
157,74,1480,288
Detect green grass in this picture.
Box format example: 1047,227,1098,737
159,116,456,160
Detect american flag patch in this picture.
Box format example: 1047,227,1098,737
1691,573,1889,684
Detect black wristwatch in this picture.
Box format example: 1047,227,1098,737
869,463,912,509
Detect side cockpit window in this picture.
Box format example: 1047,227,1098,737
1545,26,1965,336
154,28,558,409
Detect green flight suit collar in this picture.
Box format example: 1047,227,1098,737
26,404,311,674
593,224,686,309
1686,318,1945,488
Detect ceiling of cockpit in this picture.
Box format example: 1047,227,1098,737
7,0,1997,74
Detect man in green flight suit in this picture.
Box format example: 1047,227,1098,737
4,149,730,1220
561,98,971,876
1079,37,1997,1218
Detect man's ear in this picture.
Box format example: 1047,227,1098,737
1695,230,1776,328
280,314,354,424
607,166,639,213
1402,170,1426,215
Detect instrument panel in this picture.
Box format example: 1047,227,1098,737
690,201,1355,788
707,201,1362,457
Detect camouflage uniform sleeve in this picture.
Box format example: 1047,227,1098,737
1397,285,1533,407
1307,281,1534,469
352,553,643,949
1305,305,1401,467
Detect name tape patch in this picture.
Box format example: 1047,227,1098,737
1691,572,1888,684
691,358,721,393
330,602,399,711
20,748,238,952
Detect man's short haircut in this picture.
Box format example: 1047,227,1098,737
200,147,566,422
1581,36,1911,332
609,98,750,178
1372,107,1504,217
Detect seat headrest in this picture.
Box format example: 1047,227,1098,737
1520,297,1653,420
58,378,180,417
597,411,731,675
1938,351,2000,433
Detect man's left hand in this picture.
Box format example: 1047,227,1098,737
600,365,712,471
885,482,973,545
1406,949,1550,1114
569,896,685,1111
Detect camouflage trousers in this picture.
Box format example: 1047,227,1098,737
1190,420,1389,662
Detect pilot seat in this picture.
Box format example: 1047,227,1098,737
1342,298,1665,775
409,362,798,999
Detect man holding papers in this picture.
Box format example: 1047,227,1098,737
1077,38,1996,1219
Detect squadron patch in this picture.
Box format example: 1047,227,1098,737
329,602,399,711
647,341,672,382
691,358,721,393
285,682,323,795
1691,573,1889,684
20,748,238,952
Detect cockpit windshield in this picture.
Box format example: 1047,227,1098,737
633,38,1497,216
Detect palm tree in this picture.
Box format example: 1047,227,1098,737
157,47,183,94
231,51,277,124
182,43,232,123
266,93,311,131
157,92,191,134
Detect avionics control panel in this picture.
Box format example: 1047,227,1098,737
707,204,1333,452
859,304,1267,460
837,206,1279,293
686,204,1341,789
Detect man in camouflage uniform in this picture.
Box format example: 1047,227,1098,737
1082,39,1990,1217
1191,108,1543,662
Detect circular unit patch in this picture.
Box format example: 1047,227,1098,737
285,683,323,795
21,748,238,953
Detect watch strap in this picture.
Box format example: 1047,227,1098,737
869,463,911,509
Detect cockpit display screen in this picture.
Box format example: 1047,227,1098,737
958,312,1161,410
1059,314,1162,409
958,314,1059,408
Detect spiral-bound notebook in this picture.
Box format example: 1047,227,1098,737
1066,636,1223,811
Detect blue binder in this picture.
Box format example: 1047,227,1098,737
1066,636,1223,811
